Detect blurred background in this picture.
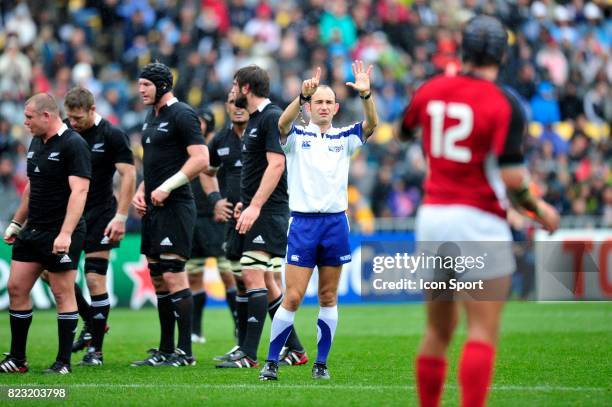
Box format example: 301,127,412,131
0,0,610,303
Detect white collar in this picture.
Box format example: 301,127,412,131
305,121,334,134
166,97,178,106
57,123,68,136
94,113,102,126
257,98,271,112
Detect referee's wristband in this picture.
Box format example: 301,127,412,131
158,171,189,193
299,93,311,104
359,92,372,100
207,191,222,206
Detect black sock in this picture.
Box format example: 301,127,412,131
236,294,248,348
226,287,238,338
90,293,110,352
191,290,207,336
156,291,175,353
57,312,78,364
171,288,193,357
74,283,92,328
242,288,268,360
9,309,33,360
268,295,304,352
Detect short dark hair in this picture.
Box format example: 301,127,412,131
234,65,270,98
64,86,95,110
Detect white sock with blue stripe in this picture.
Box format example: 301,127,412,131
266,306,295,362
316,305,338,364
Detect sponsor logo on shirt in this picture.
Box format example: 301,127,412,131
328,144,344,153
27,152,34,159
34,166,40,173
59,255,72,263
92,142,105,152
160,237,173,246
291,254,300,262
142,123,148,131
248,128,258,138
145,137,151,144
217,147,230,156
301,140,311,150
48,152,60,161
234,159,242,167
158,122,169,133
100,236,110,244
340,254,352,261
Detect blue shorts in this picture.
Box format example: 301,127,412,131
286,212,352,268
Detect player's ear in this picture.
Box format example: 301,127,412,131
333,103,340,115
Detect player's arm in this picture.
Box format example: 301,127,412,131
3,182,30,244
151,108,209,206
104,162,136,242
498,90,559,233
132,181,146,216
200,171,233,223
236,151,285,234
54,175,90,253
346,60,378,138
501,166,559,233
279,67,322,142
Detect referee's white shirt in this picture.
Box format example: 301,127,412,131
282,121,364,213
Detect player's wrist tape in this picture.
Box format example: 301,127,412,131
509,182,539,215
207,191,222,206
158,171,189,193
110,213,128,223
4,220,22,238
359,92,372,100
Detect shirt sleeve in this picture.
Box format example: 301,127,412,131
65,133,92,179
281,124,297,154
107,126,134,165
263,109,284,154
496,88,526,166
400,86,425,138
176,107,205,147
208,133,221,168
347,122,364,155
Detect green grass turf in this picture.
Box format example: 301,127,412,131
0,302,610,406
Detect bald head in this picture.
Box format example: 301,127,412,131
25,93,60,117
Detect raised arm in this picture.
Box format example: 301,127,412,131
346,60,378,138
279,67,322,142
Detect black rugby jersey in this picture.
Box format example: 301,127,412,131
26,124,91,229
209,125,243,206
141,97,205,203
240,100,288,213
65,115,133,210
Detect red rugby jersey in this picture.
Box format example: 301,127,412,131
402,74,526,218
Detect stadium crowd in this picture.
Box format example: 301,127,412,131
0,0,610,232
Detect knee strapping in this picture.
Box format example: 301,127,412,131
85,257,109,275
240,251,269,271
159,258,186,272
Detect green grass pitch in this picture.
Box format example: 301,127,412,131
0,302,610,406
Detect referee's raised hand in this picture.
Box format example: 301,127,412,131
345,60,373,96
301,67,321,98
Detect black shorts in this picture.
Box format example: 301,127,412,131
224,212,289,260
84,201,119,254
12,223,85,272
141,200,196,260
191,216,225,258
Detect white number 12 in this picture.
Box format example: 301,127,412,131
426,101,473,163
